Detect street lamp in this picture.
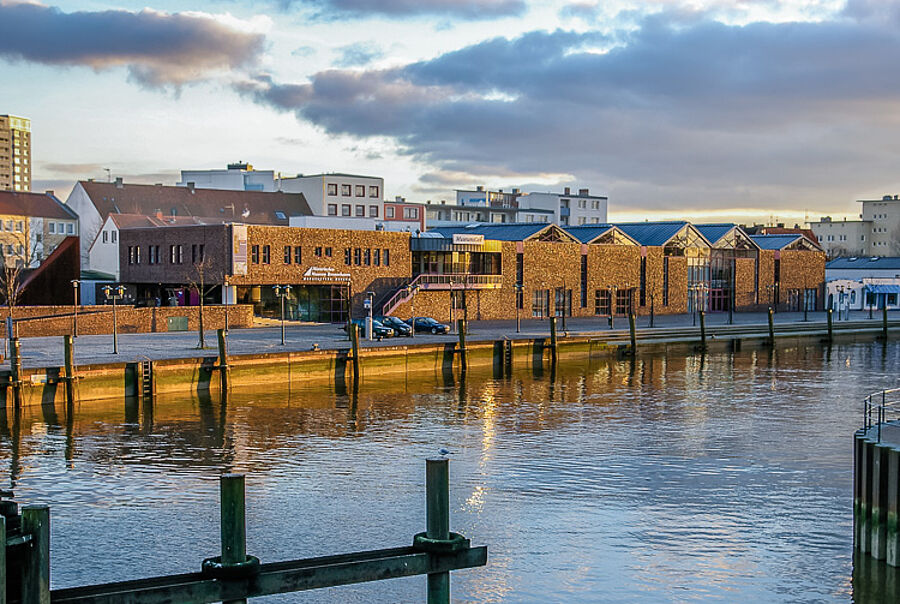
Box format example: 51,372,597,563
70,279,80,337
102,284,126,354
514,283,523,333
406,284,418,338
273,285,292,345
364,291,375,340
836,285,845,321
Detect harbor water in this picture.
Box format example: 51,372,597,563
2,341,899,602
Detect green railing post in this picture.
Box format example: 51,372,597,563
350,324,361,383
628,313,637,356
767,307,775,346
426,458,451,604
457,319,467,371
217,328,229,393
221,474,247,604
21,505,50,604
1,515,6,604
549,316,558,363
827,308,834,342
63,334,75,405
883,306,889,341
699,310,707,352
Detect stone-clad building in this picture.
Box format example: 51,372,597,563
118,221,825,322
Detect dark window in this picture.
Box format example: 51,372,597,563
325,247,332,257
639,257,647,306
344,248,352,265
327,204,337,216
341,184,351,196
663,257,669,306
327,183,338,196
356,185,365,197
355,205,365,217
369,205,379,218
374,248,380,266
532,289,550,318
516,253,524,309
342,204,351,216
315,246,323,257
594,290,611,316
369,185,379,198
774,258,781,283
554,288,571,317
284,246,292,264
198,244,204,262
251,245,259,264
294,246,302,264
580,255,588,308
383,249,390,266
616,289,629,315
262,245,270,264
364,248,371,266
192,244,198,264
354,248,361,265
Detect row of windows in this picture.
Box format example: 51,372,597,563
385,206,420,219
327,204,380,218
127,244,204,265
344,247,390,267
48,222,75,235
326,183,380,198
102,230,117,243
1,220,23,232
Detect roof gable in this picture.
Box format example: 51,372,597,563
750,234,822,251
564,225,638,245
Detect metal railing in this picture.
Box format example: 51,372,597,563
863,387,900,442
381,274,503,316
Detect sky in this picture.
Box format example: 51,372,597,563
2,0,899,223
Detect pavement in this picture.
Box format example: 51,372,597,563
1,309,893,369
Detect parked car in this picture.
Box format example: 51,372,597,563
342,318,394,340
407,317,451,334
377,316,413,337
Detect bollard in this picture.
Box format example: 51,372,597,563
21,505,50,604
9,337,22,407
350,324,361,383
63,335,76,405
217,329,229,393
426,459,451,604
883,306,889,341
827,308,834,343
549,317,558,363
628,313,637,356
699,310,707,352
767,307,775,346
457,319,467,371
1,515,6,604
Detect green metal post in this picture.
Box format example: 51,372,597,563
549,316,558,363
883,305,889,341
64,335,75,405
217,328,229,393
457,319,467,371
628,313,637,356
350,324,361,383
426,458,450,604
21,505,50,604
827,308,834,342
767,306,775,346
1,515,6,604
699,310,707,352
221,474,247,604
10,338,22,407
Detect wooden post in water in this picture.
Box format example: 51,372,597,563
699,310,707,352
827,308,834,343
549,316,558,364
350,324,361,383
1,515,6,604
21,505,50,604
883,306,889,341
767,307,775,346
10,337,22,407
426,458,451,604
457,319,467,371
63,335,75,405
628,313,637,356
217,329,229,393
221,474,248,604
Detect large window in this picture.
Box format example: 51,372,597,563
639,257,647,306
580,255,588,308
532,289,549,318
616,289,630,315
284,246,292,264
262,245,270,264
294,246,302,264
251,244,259,264
594,290,611,316
554,288,572,317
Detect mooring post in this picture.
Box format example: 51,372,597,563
882,305,889,341
221,474,248,604
628,313,637,356
217,328,229,393
699,310,707,352
1,515,6,604
63,334,75,405
767,307,775,346
350,324,361,383
827,308,834,343
457,319,467,371
21,505,50,604
426,458,451,604
10,337,22,407
549,316,558,363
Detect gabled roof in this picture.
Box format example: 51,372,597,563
694,224,736,246
429,222,579,242
827,257,900,270
77,181,311,225
564,225,638,245
612,221,709,247
0,190,76,219
750,234,822,251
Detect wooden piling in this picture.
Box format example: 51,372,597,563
217,329,229,393
883,306,889,341
1,515,6,604
426,458,451,604
350,324,361,383
827,308,834,343
221,474,248,604
628,313,637,356
549,317,558,363
63,335,76,405
9,338,22,407
767,307,775,346
21,505,50,604
457,319,467,371
699,311,707,352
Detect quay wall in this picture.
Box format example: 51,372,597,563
854,427,900,567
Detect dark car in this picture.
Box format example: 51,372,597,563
377,316,413,337
407,317,451,334
342,318,394,340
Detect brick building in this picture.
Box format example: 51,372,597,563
118,222,826,323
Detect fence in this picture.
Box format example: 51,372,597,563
863,387,900,443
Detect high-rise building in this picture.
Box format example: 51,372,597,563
0,114,31,192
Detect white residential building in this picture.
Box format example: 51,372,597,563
278,173,384,219
808,194,900,257
177,162,277,192
446,185,607,227
519,187,608,226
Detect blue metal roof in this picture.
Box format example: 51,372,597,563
827,257,900,270
694,224,736,245
429,223,563,242
866,284,900,294
749,234,803,250
563,224,614,243
611,222,689,246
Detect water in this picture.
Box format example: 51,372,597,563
2,342,900,602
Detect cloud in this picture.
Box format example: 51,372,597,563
334,41,384,67
235,9,900,212
0,1,265,87
289,0,525,20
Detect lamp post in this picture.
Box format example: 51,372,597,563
514,283,523,333
273,285,292,345
365,291,375,341
836,285,845,321
406,284,418,338
868,284,874,319
70,279,80,337
102,284,125,354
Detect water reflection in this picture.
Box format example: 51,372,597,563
0,342,898,601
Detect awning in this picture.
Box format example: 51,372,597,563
865,284,900,294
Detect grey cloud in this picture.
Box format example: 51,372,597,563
334,42,384,67
0,1,264,87
236,11,900,212
288,0,525,20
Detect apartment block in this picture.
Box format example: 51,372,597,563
0,114,31,192
808,194,900,257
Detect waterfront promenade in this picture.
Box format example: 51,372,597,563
3,309,894,369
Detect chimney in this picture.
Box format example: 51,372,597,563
512,188,520,195
187,182,195,193
564,187,570,195
115,177,123,189
579,188,589,196
155,209,163,220
476,185,484,191
44,190,54,196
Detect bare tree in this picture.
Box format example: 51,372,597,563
0,226,40,323
188,256,213,349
